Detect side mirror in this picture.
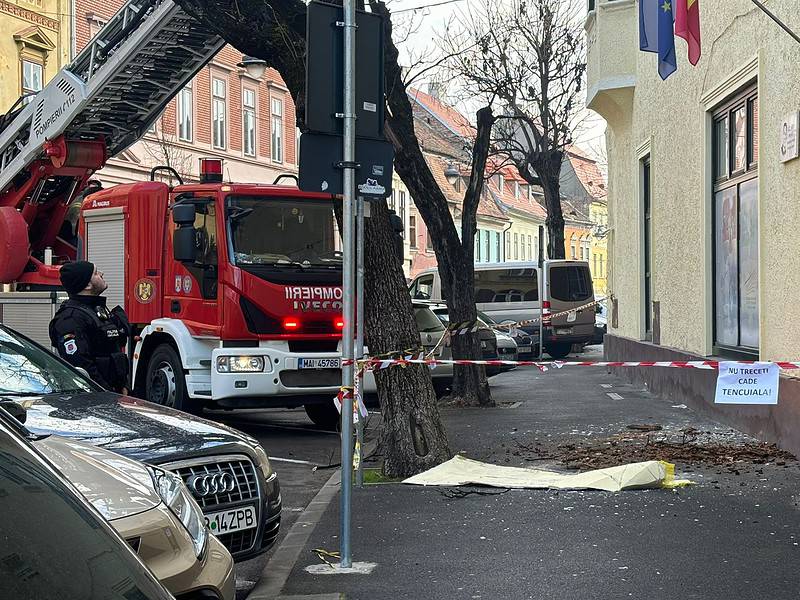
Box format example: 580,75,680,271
172,203,196,225
173,227,197,263
0,400,26,424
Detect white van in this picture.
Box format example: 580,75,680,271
408,261,595,358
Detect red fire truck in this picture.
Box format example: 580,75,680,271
0,0,345,427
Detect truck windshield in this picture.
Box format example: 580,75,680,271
227,196,340,269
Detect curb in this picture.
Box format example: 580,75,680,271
247,469,342,599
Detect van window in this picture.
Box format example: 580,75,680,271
550,265,593,302
411,274,434,300
474,268,538,303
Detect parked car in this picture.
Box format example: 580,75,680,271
591,300,608,345
363,301,454,400
410,260,595,358
2,401,234,599
476,310,538,360
0,324,280,562
427,304,509,376
0,406,175,600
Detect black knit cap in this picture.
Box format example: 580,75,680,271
60,261,95,295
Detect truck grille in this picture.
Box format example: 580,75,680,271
163,455,262,557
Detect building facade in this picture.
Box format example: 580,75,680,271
0,0,70,114
72,0,298,185
587,0,800,452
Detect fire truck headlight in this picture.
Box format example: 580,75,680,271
216,355,265,373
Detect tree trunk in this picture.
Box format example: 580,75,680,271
173,0,452,476
362,201,452,477
538,153,566,260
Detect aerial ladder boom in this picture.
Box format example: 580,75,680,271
0,0,224,286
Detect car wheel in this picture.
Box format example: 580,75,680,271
304,401,340,430
545,343,572,359
146,344,198,414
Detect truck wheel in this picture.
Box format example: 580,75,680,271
146,344,199,415
304,401,340,431
545,343,571,359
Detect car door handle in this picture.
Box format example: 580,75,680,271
170,300,181,313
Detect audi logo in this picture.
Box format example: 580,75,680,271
187,472,237,497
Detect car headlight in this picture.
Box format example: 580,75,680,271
216,355,265,373
252,443,275,483
150,468,208,558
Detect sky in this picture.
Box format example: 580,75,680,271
382,0,608,167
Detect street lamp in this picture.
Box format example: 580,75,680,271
237,56,267,79
444,163,460,185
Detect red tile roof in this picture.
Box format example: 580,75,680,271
566,149,607,200
408,88,475,139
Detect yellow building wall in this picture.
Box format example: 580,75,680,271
507,220,543,262
0,0,71,114
590,201,608,296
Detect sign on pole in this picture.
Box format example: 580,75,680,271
714,362,780,405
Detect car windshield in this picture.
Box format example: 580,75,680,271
415,307,445,333
227,195,340,270
0,328,95,396
477,310,497,325
1,421,172,600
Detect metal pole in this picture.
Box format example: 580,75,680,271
355,197,366,488
339,0,357,569
750,0,800,45
538,225,545,361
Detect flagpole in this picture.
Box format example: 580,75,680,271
750,0,800,45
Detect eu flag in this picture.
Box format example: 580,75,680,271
639,0,677,80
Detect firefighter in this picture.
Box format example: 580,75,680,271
59,179,102,247
49,260,131,394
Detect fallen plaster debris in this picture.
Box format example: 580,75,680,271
304,562,378,575
403,455,692,492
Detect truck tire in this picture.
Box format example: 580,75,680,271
545,343,571,359
146,344,199,415
304,401,340,431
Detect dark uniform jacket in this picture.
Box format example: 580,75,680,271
49,295,131,392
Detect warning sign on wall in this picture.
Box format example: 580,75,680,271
714,362,780,405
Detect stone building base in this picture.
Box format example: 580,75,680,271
605,335,800,457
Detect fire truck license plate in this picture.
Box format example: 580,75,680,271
204,505,257,535
299,358,342,369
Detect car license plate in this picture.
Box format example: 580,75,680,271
519,346,531,353
204,505,257,535
556,328,573,335
299,358,341,369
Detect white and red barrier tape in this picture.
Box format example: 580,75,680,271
345,358,800,372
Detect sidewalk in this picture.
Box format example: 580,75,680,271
258,365,800,599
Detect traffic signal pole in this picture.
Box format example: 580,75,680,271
339,0,357,569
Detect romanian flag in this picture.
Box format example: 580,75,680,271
675,0,701,65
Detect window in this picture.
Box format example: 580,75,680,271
505,232,511,260
512,233,518,260
474,268,538,303
600,255,605,277
21,59,42,104
550,265,593,302
570,234,577,260
271,97,284,162
212,77,226,149
527,235,533,261
184,201,218,300
475,231,482,262
177,83,193,142
642,156,652,336
411,274,434,300
593,254,598,274
242,88,256,157
493,232,501,262
399,191,406,233
409,215,417,248
712,86,759,354
484,230,491,263
426,228,433,252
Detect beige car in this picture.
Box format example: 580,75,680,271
35,433,235,600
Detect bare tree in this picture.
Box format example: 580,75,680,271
141,121,193,184
171,0,452,477
444,0,587,259
368,0,496,407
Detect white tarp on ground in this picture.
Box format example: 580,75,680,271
403,455,690,492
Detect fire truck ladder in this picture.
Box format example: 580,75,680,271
0,0,225,201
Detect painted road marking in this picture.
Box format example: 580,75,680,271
607,393,624,400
